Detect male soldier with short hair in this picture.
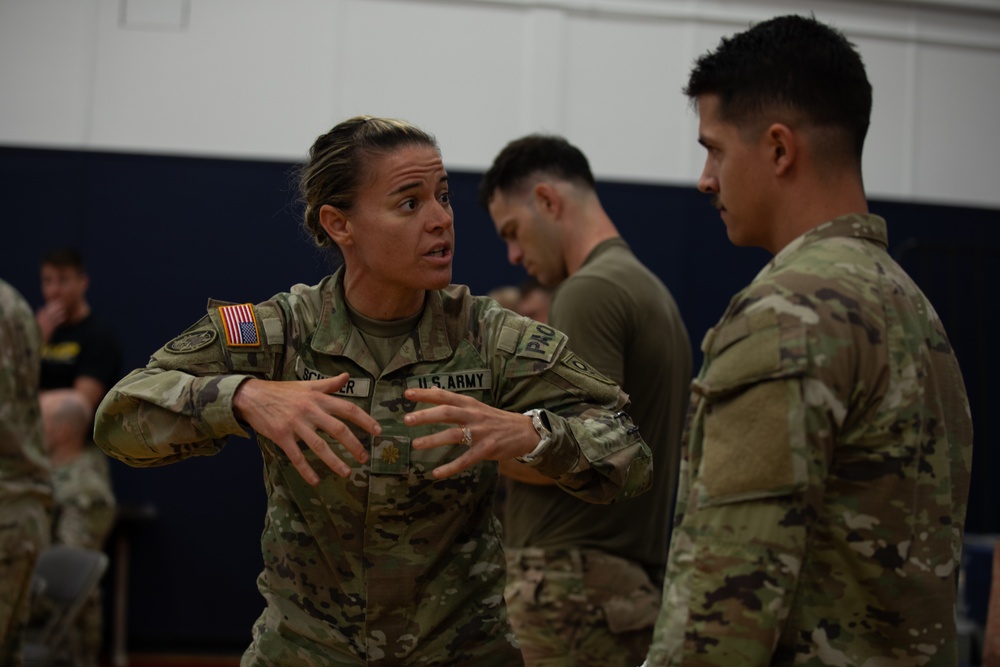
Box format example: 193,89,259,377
481,135,692,667
644,14,974,665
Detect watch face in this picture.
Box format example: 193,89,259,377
531,411,551,438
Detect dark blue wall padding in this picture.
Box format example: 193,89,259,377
1,146,995,652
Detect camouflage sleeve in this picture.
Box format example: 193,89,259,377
647,305,828,665
491,315,652,504
94,302,283,468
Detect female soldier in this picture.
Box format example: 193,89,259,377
94,116,651,666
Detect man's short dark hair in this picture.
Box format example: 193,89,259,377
685,14,872,163
478,135,596,209
41,247,86,272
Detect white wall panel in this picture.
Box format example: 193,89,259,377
1,0,998,207
0,0,99,146
332,0,529,171
855,37,918,199
912,45,1000,207
561,15,695,185
87,0,341,159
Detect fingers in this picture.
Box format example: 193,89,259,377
237,375,383,484
410,426,469,451
311,406,372,466
310,372,353,394
272,434,324,486
428,449,481,480
403,387,470,428
300,429,352,480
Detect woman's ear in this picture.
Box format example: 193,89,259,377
319,204,351,246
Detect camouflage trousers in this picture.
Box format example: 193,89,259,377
0,501,50,667
504,548,661,667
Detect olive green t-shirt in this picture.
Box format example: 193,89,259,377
504,238,692,570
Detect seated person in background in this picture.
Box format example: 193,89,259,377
36,248,122,413
36,389,115,667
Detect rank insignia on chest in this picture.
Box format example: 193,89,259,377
218,303,260,347
372,436,410,475
381,444,400,465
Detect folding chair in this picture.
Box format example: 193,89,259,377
23,544,109,667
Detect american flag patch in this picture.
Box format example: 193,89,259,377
218,303,260,347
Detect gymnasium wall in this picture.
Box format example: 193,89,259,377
3,0,999,652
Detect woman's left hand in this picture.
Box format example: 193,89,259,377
404,387,541,479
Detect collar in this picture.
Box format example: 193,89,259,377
581,236,629,269
308,268,455,364
759,213,888,280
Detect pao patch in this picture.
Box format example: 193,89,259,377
164,330,218,354
517,322,560,363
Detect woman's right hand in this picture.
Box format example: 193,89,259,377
233,373,380,485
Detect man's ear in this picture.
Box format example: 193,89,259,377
319,204,351,246
532,182,564,219
767,123,796,176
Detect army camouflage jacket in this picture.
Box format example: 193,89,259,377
95,270,651,666
646,214,973,666
0,278,52,519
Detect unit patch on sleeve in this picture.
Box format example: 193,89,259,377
218,303,260,347
164,330,218,354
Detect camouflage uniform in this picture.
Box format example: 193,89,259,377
0,278,53,666
646,215,973,666
49,445,116,667
95,269,651,666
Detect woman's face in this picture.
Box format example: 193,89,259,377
323,143,454,319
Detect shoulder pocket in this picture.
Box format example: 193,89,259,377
693,309,809,506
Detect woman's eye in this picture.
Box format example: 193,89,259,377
402,199,417,211
439,191,452,205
